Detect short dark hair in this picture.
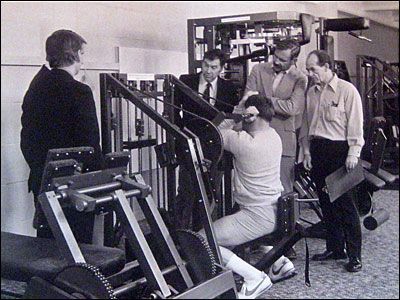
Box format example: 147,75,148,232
46,29,86,68
308,50,333,69
275,40,301,60
245,95,275,122
203,49,226,66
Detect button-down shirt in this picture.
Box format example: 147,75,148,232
299,74,364,157
199,74,218,106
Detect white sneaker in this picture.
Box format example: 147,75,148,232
268,257,297,283
237,272,273,299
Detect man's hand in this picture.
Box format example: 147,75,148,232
303,153,312,171
238,90,259,108
345,155,358,172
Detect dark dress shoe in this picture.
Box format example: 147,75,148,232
312,250,347,261
345,257,362,272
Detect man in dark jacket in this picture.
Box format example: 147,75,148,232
174,49,239,230
20,29,104,242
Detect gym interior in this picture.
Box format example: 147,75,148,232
1,1,399,299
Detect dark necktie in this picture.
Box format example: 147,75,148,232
203,83,211,102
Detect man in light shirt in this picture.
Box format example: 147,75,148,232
199,93,296,299
300,50,364,272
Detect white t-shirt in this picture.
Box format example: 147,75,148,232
219,120,284,206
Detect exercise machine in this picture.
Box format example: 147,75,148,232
2,148,237,298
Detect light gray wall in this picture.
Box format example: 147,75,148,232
336,11,399,82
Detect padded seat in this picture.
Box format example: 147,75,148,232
1,231,126,282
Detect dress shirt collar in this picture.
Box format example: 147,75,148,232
274,64,295,76
199,73,218,91
315,73,338,93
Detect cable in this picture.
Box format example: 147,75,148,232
196,91,236,108
118,82,217,127
121,81,249,123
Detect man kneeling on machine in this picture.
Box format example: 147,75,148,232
199,92,296,299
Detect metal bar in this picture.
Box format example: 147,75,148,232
39,191,85,264
103,74,193,141
66,181,122,195
155,90,161,208
356,56,361,93
100,74,113,154
165,80,176,212
254,230,303,270
134,174,194,289
113,189,171,297
127,98,133,175
223,167,233,216
95,189,142,206
188,19,196,74
186,137,222,265
147,97,153,189
115,98,123,151
123,139,157,150
377,71,384,116
107,260,140,287
113,264,178,297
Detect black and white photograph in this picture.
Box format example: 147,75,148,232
1,1,399,298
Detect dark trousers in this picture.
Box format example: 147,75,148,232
310,139,362,259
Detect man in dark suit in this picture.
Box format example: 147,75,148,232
20,29,104,243
174,49,239,230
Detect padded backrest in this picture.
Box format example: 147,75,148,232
277,192,298,236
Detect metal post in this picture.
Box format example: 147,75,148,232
114,189,172,297
100,74,113,155
134,174,194,289
39,191,86,264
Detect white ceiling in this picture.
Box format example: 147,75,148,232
336,1,399,29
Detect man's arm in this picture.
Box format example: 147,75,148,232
345,85,365,158
271,75,307,117
73,85,105,169
345,85,365,172
298,105,312,170
245,64,261,94
218,119,243,155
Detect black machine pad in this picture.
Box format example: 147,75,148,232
1,231,126,282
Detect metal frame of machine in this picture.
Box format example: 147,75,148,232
100,73,227,262
100,72,237,229
187,11,314,90
30,167,237,298
3,142,237,298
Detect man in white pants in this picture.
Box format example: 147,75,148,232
199,92,296,299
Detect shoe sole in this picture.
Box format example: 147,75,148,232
270,270,297,284
346,267,362,273
239,281,273,299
